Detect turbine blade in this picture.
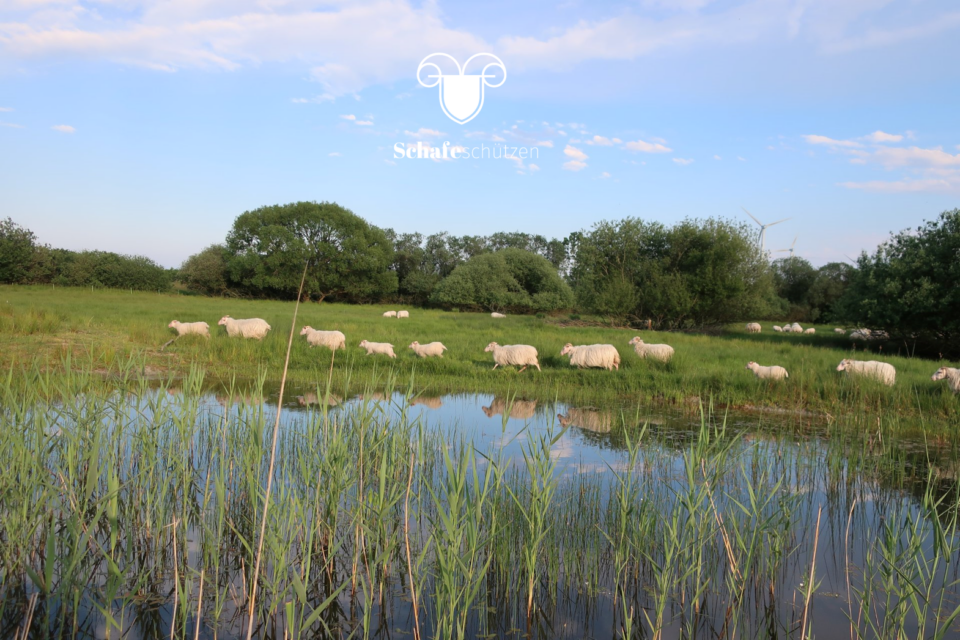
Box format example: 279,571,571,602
741,207,762,226
791,236,798,248
766,217,791,227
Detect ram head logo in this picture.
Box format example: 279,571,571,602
417,53,507,125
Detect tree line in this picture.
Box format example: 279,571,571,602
3,204,958,355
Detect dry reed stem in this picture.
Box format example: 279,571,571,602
801,506,823,639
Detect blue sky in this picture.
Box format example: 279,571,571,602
2,0,959,267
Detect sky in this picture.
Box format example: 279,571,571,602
1,0,959,268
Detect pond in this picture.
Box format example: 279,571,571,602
2,376,959,639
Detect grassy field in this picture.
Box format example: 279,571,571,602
1,284,958,426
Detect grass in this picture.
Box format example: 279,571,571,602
1,285,958,430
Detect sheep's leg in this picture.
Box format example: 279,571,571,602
492,364,499,370
518,365,528,373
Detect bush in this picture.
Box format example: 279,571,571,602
180,245,230,296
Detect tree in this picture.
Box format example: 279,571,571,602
0,218,38,284
772,257,817,306
430,248,574,312
225,201,397,302
838,209,960,356
806,262,854,322
180,244,230,295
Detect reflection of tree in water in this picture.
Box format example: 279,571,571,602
481,398,538,420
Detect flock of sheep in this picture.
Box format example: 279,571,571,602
165,314,960,393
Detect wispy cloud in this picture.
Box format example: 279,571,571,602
404,128,444,138
328,152,341,156
1,122,24,129
623,138,671,153
803,134,861,148
672,157,694,165
0,107,13,112
563,145,588,162
585,135,621,146
51,124,75,133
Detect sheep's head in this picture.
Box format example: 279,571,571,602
408,341,420,349
168,320,179,328
484,342,498,352
218,316,231,326
559,343,574,356
745,362,758,371
837,360,850,372
359,340,369,348
628,336,642,345
932,367,948,381
481,406,494,417
556,413,571,427
299,326,312,335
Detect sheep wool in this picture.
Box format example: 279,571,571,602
745,322,761,333
382,311,397,318
299,326,346,350
772,326,783,332
836,359,896,386
931,367,960,394
359,340,396,358
397,310,410,319
745,361,789,381
804,328,816,334
628,337,675,363
408,341,447,358
834,328,845,334
559,343,621,371
168,320,210,338
491,312,507,319
481,398,538,419
790,323,804,333
484,342,541,372
218,316,271,340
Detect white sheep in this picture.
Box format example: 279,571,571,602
804,328,816,335
849,329,869,340
931,367,960,394
790,323,804,333
745,361,789,381
836,359,896,386
484,342,541,372
628,337,674,363
411,396,443,409
359,340,396,358
557,408,613,433
218,316,271,340
834,328,845,334
408,341,447,358
745,322,761,333
482,398,537,419
559,343,620,371
772,325,783,332
491,312,506,319
382,311,397,318
397,310,410,319
299,326,346,350
167,320,210,338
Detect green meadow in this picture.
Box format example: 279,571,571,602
1,284,957,429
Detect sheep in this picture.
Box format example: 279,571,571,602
804,328,816,335
382,311,397,318
481,398,537,420
397,310,410,319
408,341,447,358
167,320,210,338
790,323,804,333
299,326,346,350
745,322,761,333
491,312,506,319
359,340,396,358
557,408,613,434
296,392,341,407
218,316,271,340
931,367,960,394
628,337,674,363
772,325,783,332
559,343,620,371
834,328,846,334
745,361,789,381
836,359,896,386
484,342,541,372
411,396,443,409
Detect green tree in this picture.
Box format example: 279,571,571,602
0,218,38,284
807,262,854,322
180,244,230,295
430,248,574,312
225,201,397,302
838,209,960,355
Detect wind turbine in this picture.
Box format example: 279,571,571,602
742,207,790,254
775,236,798,257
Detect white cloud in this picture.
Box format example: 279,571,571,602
0,107,13,112
328,152,341,156
563,160,588,171
291,98,309,103
563,145,588,162
405,127,444,138
585,135,614,146
803,134,861,148
355,120,373,125
340,114,357,121
384,159,396,166
840,178,958,193
558,131,567,136
600,171,611,178
737,156,746,161
623,138,672,153
672,157,694,165
871,146,960,169
529,163,540,172
535,140,554,148
713,154,722,160
51,124,75,133
863,130,903,143
1,122,24,128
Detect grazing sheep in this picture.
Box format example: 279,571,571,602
299,326,346,350
491,312,506,318
790,323,804,333
484,342,541,372
559,343,621,371
804,328,816,335
773,325,783,332
408,341,447,358
746,322,761,333
358,340,396,358
481,398,537,420
382,311,397,318
834,328,845,334
167,320,210,338
411,396,443,409
745,361,789,381
557,408,613,433
836,359,896,386
931,367,960,394
628,337,675,363
397,310,410,319
218,316,271,340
